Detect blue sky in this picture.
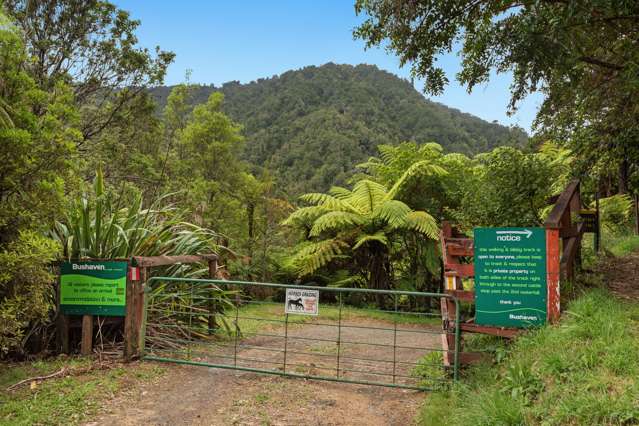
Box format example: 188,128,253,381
115,0,542,132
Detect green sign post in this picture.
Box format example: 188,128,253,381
474,228,547,328
60,261,127,316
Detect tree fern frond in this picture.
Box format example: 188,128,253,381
292,239,348,276
328,186,353,200
309,211,364,237
351,179,387,213
405,211,439,239
299,192,355,211
418,142,443,156
281,205,328,226
373,200,411,229
386,160,448,199
352,232,389,250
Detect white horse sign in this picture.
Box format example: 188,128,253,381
284,288,319,315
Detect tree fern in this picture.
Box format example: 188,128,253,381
284,172,440,292
353,232,389,250
309,211,364,237
351,179,387,213
386,160,448,200
372,200,411,229
291,239,348,276
406,211,439,239
299,192,356,212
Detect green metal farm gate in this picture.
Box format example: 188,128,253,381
141,277,460,391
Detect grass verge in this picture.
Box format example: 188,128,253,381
419,288,639,425
0,357,165,426
605,234,639,257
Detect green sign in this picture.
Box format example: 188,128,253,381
60,261,127,316
474,228,547,328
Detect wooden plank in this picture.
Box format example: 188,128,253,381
545,180,580,228
135,267,147,352
81,315,93,356
441,333,451,367
132,254,218,267
440,297,456,323
444,263,474,277
447,242,474,256
458,352,486,365
546,228,561,323
124,272,134,361
560,222,584,277
460,323,520,338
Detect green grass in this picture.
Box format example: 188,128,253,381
0,357,165,426
419,288,639,425
217,301,440,340
605,234,639,257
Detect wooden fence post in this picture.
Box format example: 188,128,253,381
124,260,135,361
546,228,561,323
81,315,93,355
136,267,147,354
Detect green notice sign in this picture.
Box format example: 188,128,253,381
60,261,127,316
474,228,547,328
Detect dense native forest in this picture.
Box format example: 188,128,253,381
150,64,528,194
1,0,638,361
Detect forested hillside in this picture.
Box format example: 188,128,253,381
151,64,527,194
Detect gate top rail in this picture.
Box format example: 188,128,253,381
544,179,580,229
145,276,460,301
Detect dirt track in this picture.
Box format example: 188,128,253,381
91,318,441,425
600,250,639,300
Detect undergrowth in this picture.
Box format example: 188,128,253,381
419,287,639,425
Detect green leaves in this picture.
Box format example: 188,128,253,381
284,170,440,282
50,171,223,260
309,211,364,237
290,239,348,276
406,211,439,239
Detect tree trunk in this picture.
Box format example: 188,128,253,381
368,249,391,309
619,156,629,194
246,202,255,259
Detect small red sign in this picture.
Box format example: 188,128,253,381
128,266,140,281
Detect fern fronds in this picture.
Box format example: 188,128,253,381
353,232,389,250
292,239,348,276
406,211,439,239
309,211,364,237
373,200,411,229
351,179,387,213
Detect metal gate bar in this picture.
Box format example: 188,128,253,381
142,277,460,391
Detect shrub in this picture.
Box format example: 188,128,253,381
0,231,58,356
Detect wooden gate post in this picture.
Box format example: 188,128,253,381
124,260,135,361
136,267,147,354
546,228,561,323
124,263,147,361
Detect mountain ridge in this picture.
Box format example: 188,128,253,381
150,63,528,195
